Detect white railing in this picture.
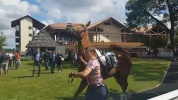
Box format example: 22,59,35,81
148,89,178,100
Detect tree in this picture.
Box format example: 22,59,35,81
0,35,7,51
142,35,168,49
125,0,178,48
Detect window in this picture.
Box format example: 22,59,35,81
28,26,32,29
104,22,111,25
29,34,32,37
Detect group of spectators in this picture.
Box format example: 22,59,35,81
0,50,21,75
32,48,65,77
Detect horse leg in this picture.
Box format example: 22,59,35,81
73,78,87,99
114,72,128,93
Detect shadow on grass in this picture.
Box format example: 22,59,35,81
108,88,137,100
12,76,33,78
55,96,84,100
130,62,169,81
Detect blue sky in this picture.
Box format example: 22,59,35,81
0,0,129,48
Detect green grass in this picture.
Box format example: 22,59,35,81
0,58,171,100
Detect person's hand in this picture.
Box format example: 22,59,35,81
78,56,84,61
69,71,74,77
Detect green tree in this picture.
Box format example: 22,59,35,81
0,35,8,51
125,0,178,48
142,35,168,49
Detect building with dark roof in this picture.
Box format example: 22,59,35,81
11,15,45,52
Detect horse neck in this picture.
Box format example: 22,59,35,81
77,38,91,61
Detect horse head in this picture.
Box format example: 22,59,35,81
66,21,91,50
66,21,92,70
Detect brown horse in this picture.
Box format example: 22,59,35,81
67,21,132,99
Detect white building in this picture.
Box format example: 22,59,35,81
11,15,45,52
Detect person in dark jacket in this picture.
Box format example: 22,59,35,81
50,51,56,73
0,50,8,75
32,48,42,77
56,50,64,73
43,51,50,71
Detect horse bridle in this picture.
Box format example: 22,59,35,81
68,71,74,83
68,25,88,83
68,75,74,83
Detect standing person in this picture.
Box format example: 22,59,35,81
12,51,16,67
14,50,21,69
73,51,78,67
70,50,75,67
32,48,42,77
8,51,13,68
56,50,64,73
43,51,50,71
0,51,9,75
69,47,108,100
50,51,56,73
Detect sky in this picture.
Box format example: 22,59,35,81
0,0,129,49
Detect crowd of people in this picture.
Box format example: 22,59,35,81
1,47,108,99
0,47,78,77
32,48,78,77
0,50,21,75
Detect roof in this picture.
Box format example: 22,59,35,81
11,15,46,30
132,25,153,34
88,17,128,30
26,29,59,47
132,25,168,35
49,22,80,30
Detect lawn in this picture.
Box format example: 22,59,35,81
0,58,171,100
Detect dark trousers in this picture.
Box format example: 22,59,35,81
50,61,56,73
8,59,12,67
32,61,41,77
44,60,49,71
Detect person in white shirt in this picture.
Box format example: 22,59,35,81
8,52,13,67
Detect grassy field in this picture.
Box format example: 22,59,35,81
0,58,171,100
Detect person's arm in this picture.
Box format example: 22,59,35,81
70,67,92,78
79,56,87,66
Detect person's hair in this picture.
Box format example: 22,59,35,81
86,47,97,56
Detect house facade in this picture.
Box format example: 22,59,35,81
12,15,169,52
11,15,45,52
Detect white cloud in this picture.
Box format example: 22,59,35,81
39,0,128,23
28,4,40,14
42,20,55,25
0,0,129,48
0,0,41,48
46,8,62,20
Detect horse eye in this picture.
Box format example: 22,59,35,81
81,24,85,27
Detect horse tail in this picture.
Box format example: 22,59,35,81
110,44,132,93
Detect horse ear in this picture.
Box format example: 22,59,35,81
86,21,91,28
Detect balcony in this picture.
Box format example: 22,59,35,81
15,31,20,37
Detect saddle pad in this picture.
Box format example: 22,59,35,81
95,49,118,67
